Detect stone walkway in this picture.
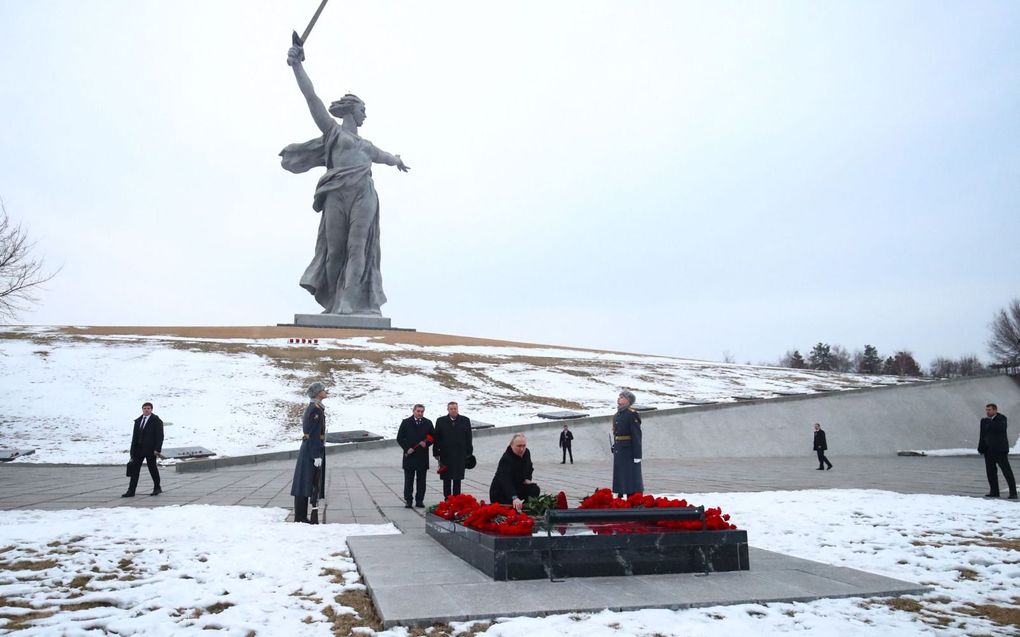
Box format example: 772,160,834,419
0,454,1003,527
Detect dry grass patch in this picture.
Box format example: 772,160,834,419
881,597,924,613
1,559,58,572
515,393,585,411
0,608,58,630
323,588,382,635
405,622,491,637
954,603,1020,628
955,568,979,581
205,601,234,614
967,534,1020,552
67,575,92,589
59,600,117,612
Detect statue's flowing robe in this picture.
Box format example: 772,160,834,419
280,124,386,314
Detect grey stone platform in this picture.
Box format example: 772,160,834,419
348,533,928,628
294,313,392,329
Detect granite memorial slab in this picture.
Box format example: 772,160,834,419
426,513,749,581
326,430,384,444
161,446,216,460
0,449,35,462
536,410,589,420
469,421,496,430
631,404,658,412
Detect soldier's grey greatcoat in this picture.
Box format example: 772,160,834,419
291,400,326,498
612,407,643,495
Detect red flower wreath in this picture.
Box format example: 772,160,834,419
577,488,737,534
462,503,535,536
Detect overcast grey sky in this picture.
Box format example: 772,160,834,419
1,1,1018,366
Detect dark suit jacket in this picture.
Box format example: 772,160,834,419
489,446,534,505
130,414,164,458
813,430,828,451
559,430,573,448
434,415,472,480
396,416,435,471
979,413,1010,454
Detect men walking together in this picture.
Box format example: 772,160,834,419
978,403,1017,499
123,402,164,497
396,404,435,508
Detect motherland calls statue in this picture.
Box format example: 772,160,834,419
280,42,409,321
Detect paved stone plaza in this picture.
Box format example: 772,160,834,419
0,454,1001,524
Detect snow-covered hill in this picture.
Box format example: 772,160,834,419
0,326,908,464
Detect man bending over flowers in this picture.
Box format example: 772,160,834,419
489,433,541,512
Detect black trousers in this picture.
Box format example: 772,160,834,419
984,451,1017,495
442,479,462,498
561,445,573,463
815,449,832,469
127,451,160,493
294,497,309,523
404,467,426,504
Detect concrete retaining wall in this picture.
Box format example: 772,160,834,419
177,375,1020,472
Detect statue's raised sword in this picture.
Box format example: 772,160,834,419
292,0,330,47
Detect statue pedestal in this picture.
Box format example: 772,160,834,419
294,313,392,329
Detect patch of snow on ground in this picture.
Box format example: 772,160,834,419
1,491,1018,635
0,506,397,636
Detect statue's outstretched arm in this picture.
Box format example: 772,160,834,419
367,143,411,172
287,45,333,135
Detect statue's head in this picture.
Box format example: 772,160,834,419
329,93,366,125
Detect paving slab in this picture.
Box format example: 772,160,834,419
349,535,928,628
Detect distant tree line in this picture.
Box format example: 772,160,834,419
773,297,1020,377
778,344,935,377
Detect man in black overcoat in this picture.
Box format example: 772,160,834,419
813,423,833,470
559,424,574,464
978,403,1017,499
612,390,643,497
433,401,472,498
396,404,435,508
490,433,540,511
123,401,164,497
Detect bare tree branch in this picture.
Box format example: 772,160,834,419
0,198,60,321
988,298,1020,363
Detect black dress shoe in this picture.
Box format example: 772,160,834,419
415,502,425,508
404,501,413,508
816,467,824,470
984,493,1000,498
1008,494,1018,500
826,465,833,470
150,487,162,496
121,492,135,498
